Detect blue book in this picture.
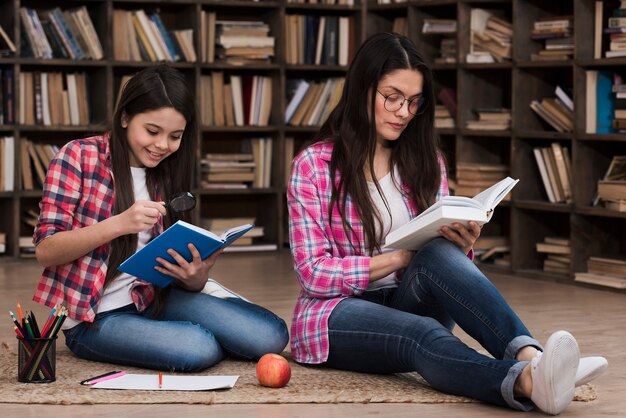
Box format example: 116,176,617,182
596,70,615,134
118,220,254,287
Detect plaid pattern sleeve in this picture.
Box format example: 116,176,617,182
32,135,156,322
287,142,372,364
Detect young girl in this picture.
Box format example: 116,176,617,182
33,64,288,372
287,33,607,415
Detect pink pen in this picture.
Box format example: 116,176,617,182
81,371,126,385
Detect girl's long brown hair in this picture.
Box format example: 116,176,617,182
106,64,198,315
318,33,441,254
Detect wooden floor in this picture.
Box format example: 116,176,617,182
0,251,623,417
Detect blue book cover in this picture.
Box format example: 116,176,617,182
596,70,615,134
118,220,254,287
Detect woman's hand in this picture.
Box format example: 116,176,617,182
438,221,481,255
154,244,224,292
117,200,167,235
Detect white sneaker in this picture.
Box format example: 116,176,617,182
201,279,250,302
530,330,579,415
576,356,608,386
536,353,608,387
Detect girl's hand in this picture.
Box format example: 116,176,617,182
438,221,481,255
154,244,224,292
118,200,167,234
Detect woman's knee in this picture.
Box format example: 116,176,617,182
169,327,225,372
242,315,290,359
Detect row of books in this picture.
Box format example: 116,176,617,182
575,255,626,289
454,163,509,198
595,0,626,59
465,108,511,131
216,20,274,65
586,70,625,134
530,86,574,133
112,9,195,62
533,143,573,204
467,9,512,63
285,78,344,127
20,6,103,60
536,236,571,275
530,15,573,62
422,19,457,64
200,139,272,189
19,72,90,127
284,15,354,66
199,74,272,127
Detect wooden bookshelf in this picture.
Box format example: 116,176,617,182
1,0,625,293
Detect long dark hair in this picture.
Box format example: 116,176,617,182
106,65,197,312
319,32,441,254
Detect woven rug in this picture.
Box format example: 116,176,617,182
0,342,597,405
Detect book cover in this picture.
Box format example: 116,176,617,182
383,177,518,250
118,220,254,287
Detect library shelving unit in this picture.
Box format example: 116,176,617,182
1,0,625,293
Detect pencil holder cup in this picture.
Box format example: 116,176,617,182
17,336,57,383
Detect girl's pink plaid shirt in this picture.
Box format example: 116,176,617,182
287,141,449,364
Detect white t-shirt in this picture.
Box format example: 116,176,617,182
366,168,411,290
63,166,153,330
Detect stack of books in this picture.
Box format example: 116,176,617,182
0,232,5,254
422,19,457,64
614,74,626,133
473,235,510,266
19,6,103,60
112,9,195,62
437,88,457,122
575,256,626,289
467,9,512,63
19,236,36,258
595,155,626,208
201,152,255,190
529,86,574,133
536,237,571,275
530,15,573,61
533,143,572,204
605,1,626,58
285,78,344,127
216,20,274,64
465,108,511,131
435,105,454,129
454,163,509,198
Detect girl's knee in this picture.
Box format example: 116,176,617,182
171,328,224,372
246,316,290,359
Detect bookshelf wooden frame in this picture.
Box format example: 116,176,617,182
1,0,624,293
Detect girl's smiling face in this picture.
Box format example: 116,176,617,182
123,107,186,168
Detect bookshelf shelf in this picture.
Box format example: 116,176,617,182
0,0,624,293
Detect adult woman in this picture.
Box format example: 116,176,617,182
287,33,606,414
34,65,288,371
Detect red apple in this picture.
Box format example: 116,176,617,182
256,353,291,388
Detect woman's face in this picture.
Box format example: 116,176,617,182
122,107,186,168
373,69,424,145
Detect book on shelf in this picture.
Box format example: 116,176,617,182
118,220,254,287
1,136,14,192
383,177,518,251
0,23,16,54
466,108,511,131
467,9,512,63
530,15,573,61
587,255,626,277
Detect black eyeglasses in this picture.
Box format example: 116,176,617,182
376,90,426,116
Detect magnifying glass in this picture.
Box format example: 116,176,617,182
165,192,196,213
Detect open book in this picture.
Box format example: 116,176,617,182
384,177,519,250
118,220,254,287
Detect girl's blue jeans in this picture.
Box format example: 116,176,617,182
325,238,540,411
63,287,289,372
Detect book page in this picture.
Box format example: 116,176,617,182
178,220,222,241
471,177,519,212
221,223,255,241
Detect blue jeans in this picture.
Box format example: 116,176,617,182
63,287,289,372
325,238,540,411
